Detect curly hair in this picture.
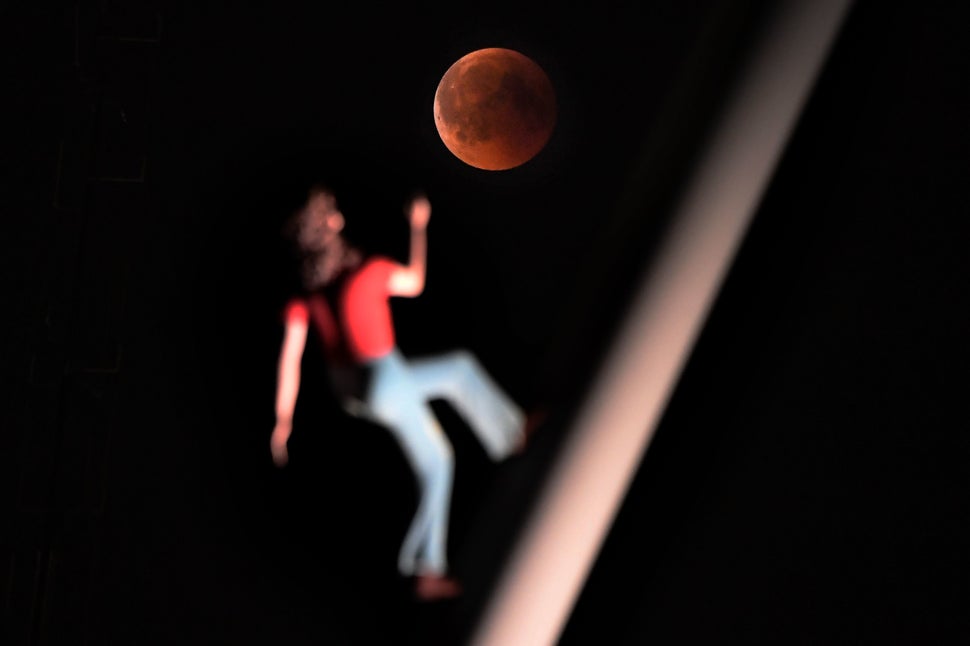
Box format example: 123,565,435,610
283,184,361,291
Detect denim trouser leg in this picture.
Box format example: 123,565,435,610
365,350,454,576
362,348,524,576
408,350,525,460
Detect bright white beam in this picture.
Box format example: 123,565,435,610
471,2,854,644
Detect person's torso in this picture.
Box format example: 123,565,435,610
306,255,397,365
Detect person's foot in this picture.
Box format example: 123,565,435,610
514,407,549,454
414,573,463,601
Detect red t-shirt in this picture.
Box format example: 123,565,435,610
284,256,399,363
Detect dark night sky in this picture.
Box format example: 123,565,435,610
167,0,736,401
3,1,969,645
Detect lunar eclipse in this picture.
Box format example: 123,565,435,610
434,48,557,171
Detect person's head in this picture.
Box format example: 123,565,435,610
285,184,361,290
295,186,345,253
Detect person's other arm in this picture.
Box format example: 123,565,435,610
270,311,308,466
388,195,430,297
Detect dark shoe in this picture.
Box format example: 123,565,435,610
414,574,463,601
514,407,549,454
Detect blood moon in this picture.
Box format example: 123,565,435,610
434,48,556,171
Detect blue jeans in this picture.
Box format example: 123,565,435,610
355,348,524,576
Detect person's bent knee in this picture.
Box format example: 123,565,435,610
446,350,480,381
448,349,476,369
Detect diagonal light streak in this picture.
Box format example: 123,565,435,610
471,2,855,644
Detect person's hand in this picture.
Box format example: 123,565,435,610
408,196,431,230
270,421,291,467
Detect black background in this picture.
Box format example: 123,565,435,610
2,0,968,644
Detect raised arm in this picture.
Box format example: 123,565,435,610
270,311,308,467
388,195,431,297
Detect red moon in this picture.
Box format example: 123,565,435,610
434,48,557,171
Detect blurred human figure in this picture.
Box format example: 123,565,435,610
270,185,527,600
